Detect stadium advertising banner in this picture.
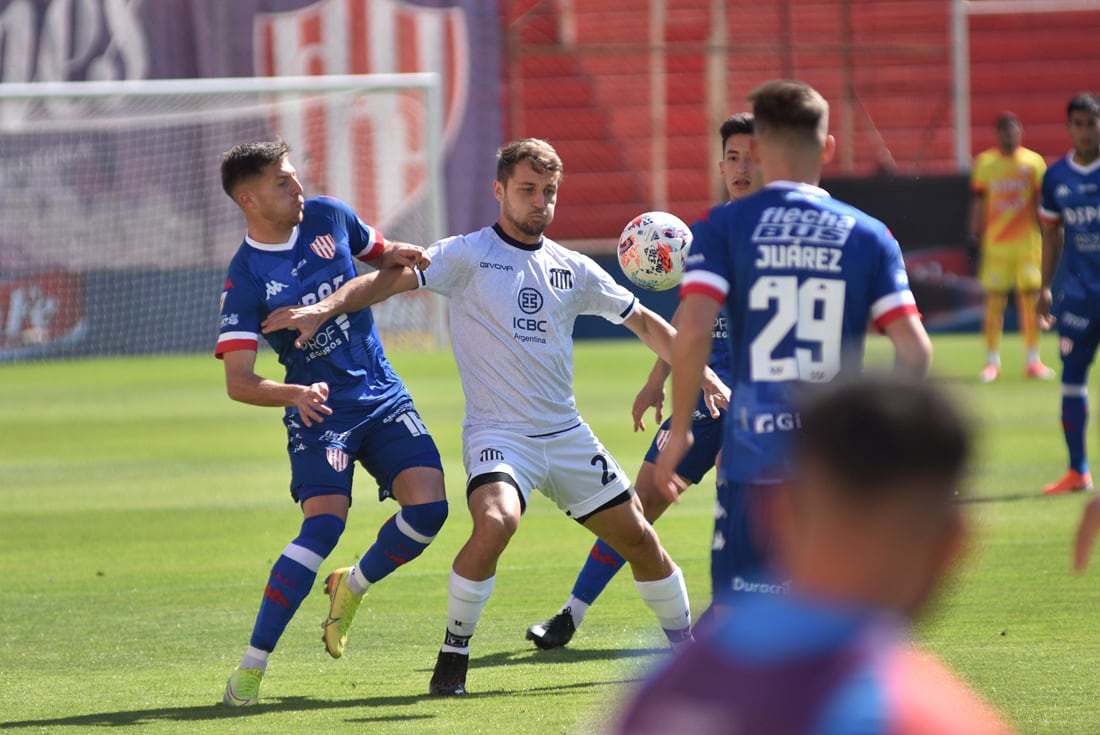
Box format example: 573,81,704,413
0,0,500,361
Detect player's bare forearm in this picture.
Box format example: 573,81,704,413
669,294,721,434
222,350,332,425
1040,220,1063,290
623,305,676,363
883,314,932,378
376,240,431,271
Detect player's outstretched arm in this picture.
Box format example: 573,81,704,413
1037,219,1064,330
262,266,420,348
632,359,669,432
651,294,721,503
222,349,332,426
1074,496,1100,573
883,314,932,378
374,240,432,271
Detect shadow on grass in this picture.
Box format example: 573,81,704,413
0,667,651,730
958,492,1045,505
461,645,665,671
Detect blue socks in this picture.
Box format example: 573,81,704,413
249,513,345,653
357,500,448,584
571,539,626,605
1063,393,1089,474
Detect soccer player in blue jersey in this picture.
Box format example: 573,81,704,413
612,377,1014,735
215,141,448,707
526,113,754,649
656,79,932,610
1036,93,1100,496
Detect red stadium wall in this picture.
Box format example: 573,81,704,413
500,1,1100,243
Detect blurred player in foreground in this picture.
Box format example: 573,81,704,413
657,79,931,613
968,112,1051,383
526,113,754,650
263,138,729,696
216,141,447,707
1037,92,1100,496
612,376,1014,735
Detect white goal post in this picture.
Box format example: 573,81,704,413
0,73,448,362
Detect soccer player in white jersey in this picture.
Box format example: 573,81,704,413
263,138,727,696
526,113,754,649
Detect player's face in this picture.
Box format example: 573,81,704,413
245,158,305,234
719,133,756,201
995,121,1021,153
494,160,559,243
1068,110,1100,161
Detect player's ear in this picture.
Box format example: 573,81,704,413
493,178,505,204
821,135,837,166
749,137,761,164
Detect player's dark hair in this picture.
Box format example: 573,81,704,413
748,80,828,148
994,111,1020,130
1067,93,1100,120
496,138,563,184
795,376,971,502
720,112,754,150
220,140,291,198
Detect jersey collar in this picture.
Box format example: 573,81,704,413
764,180,830,198
245,225,299,252
1065,151,1100,176
493,222,543,251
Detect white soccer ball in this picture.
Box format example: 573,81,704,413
617,211,693,291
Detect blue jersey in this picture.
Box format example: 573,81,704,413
698,307,733,418
1040,153,1100,308
612,595,1012,735
216,196,405,415
682,181,918,484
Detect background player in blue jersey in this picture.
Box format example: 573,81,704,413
525,113,755,649
215,141,448,707
611,377,1014,735
657,80,932,611
1036,93,1100,496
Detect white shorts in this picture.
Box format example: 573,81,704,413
462,422,633,520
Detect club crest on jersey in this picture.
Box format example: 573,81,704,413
549,268,574,290
326,448,350,472
310,234,337,259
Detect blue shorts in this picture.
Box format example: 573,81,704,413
643,410,725,485
1056,298,1100,385
711,481,788,604
284,394,442,504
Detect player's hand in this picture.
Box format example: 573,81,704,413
381,242,431,271
1036,287,1056,331
701,367,731,419
262,304,328,347
295,381,332,427
1074,496,1100,573
632,381,665,432
653,429,692,504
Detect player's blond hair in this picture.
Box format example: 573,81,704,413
496,138,563,184
748,80,829,150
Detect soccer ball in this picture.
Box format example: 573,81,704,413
617,211,693,291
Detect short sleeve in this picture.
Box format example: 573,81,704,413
578,255,637,324
680,206,731,304
868,230,920,332
417,235,472,297
970,154,987,194
1040,166,1063,222
215,263,261,358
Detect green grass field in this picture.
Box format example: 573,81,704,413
2,333,1099,734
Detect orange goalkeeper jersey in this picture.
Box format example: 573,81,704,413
971,146,1046,250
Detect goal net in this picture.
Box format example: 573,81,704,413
0,73,448,363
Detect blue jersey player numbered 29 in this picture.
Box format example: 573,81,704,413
216,141,448,708
1037,93,1100,497
657,80,932,610
526,113,754,650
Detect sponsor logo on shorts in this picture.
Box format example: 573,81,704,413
326,448,349,472
1061,310,1089,330
752,411,802,434
731,576,791,595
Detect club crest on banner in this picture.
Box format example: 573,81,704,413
253,0,469,230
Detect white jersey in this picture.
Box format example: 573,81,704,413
416,224,638,434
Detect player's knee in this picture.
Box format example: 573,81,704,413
473,505,520,548
400,499,448,542
297,513,346,558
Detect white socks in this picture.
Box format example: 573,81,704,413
635,566,692,639
239,645,269,672
442,571,495,654
562,596,590,627
346,564,371,595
